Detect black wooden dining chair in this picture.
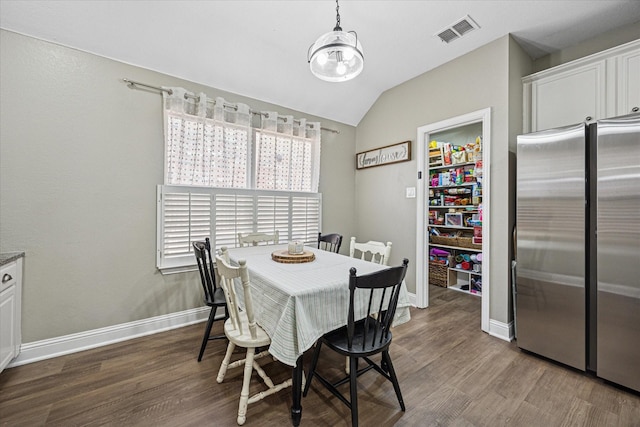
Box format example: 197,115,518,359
193,238,228,362
318,232,343,253
303,258,409,427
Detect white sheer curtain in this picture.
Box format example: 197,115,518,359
163,88,251,188
255,112,321,192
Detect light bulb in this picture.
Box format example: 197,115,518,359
316,51,328,66
336,62,346,75
342,47,354,61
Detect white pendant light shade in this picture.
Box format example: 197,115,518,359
308,30,364,82
307,0,364,83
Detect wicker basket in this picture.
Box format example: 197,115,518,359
429,261,448,287
430,235,458,246
457,236,482,250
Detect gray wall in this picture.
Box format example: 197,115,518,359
0,30,357,343
355,35,520,326
533,21,640,72
354,26,637,328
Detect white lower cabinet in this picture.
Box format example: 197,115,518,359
0,257,22,373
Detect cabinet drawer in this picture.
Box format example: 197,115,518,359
1,262,18,292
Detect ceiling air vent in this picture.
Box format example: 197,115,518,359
435,15,480,43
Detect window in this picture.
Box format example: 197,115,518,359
158,89,322,272
164,89,252,188
157,186,322,272
162,90,321,192
254,114,320,192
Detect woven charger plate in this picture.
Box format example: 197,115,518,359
271,250,316,264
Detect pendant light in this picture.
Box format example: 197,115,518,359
307,0,364,82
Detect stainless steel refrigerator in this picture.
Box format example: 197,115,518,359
516,114,639,392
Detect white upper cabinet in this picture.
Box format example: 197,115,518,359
615,48,640,116
530,61,605,131
524,39,640,133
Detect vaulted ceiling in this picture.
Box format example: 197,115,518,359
2,1,639,125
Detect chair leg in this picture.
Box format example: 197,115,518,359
382,350,405,411
217,342,236,383
198,306,217,362
349,356,359,427
237,347,256,426
381,357,388,373
303,341,323,397
345,355,360,374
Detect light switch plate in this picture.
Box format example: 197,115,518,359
406,187,416,198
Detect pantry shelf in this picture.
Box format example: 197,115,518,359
427,128,484,297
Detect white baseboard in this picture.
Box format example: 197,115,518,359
488,319,514,342
7,304,513,367
8,306,212,367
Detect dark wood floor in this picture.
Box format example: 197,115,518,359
1,286,639,426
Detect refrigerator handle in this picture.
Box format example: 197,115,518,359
512,224,517,339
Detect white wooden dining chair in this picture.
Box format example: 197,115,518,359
349,237,392,266
215,247,292,425
237,231,279,247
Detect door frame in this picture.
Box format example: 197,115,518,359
416,108,491,333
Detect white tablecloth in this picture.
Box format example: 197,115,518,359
226,244,411,367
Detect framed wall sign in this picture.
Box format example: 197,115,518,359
356,140,411,170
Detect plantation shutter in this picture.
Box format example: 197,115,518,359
212,193,254,249
157,185,321,272
156,188,212,270
256,195,290,236
292,196,321,243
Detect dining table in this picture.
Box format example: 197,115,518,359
225,244,411,426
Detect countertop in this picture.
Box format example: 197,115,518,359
0,252,25,267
